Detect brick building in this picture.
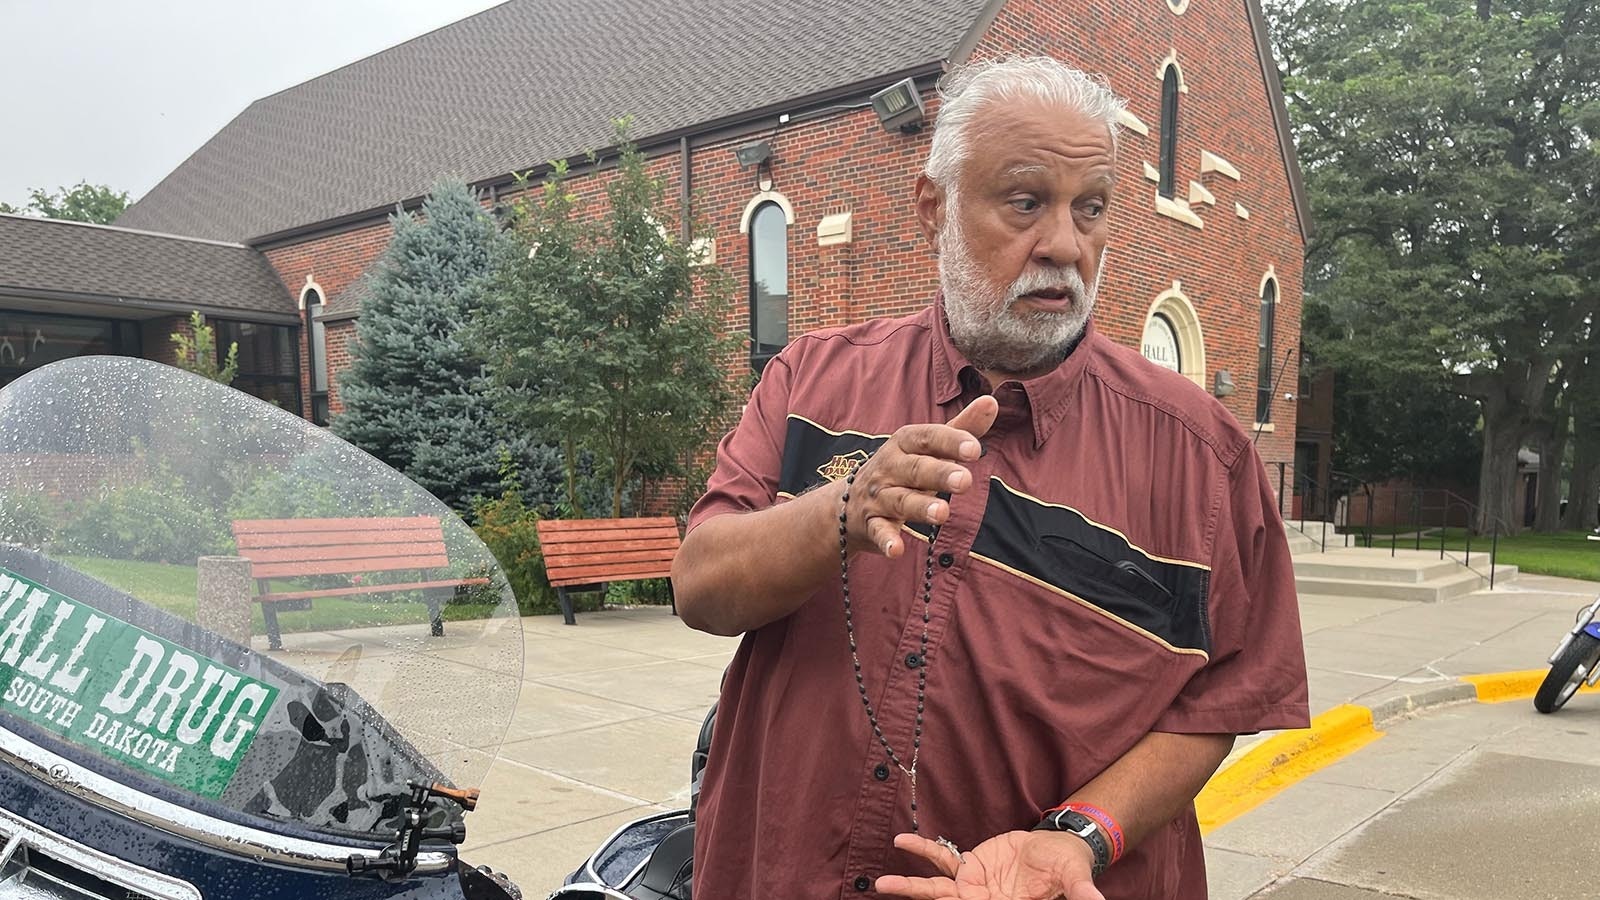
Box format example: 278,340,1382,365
10,0,1311,491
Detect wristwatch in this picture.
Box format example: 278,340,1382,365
1032,808,1111,878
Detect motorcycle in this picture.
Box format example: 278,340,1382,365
547,704,713,900
0,357,527,898
1533,533,1600,714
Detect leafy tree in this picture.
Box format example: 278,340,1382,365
170,311,239,384
1,182,129,224
1269,0,1600,533
332,178,563,512
477,122,739,518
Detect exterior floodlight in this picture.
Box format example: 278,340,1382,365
1213,369,1237,398
735,141,773,168
871,78,926,134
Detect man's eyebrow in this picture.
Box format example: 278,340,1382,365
1001,164,1047,178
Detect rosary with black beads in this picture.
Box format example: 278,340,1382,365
838,464,962,861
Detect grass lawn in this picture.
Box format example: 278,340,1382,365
60,556,499,633
1418,529,1600,582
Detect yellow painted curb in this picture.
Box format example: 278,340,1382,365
1195,704,1382,835
1464,669,1600,704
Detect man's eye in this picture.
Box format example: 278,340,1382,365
1009,197,1041,213
1080,201,1107,219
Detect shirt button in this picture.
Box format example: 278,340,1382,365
905,652,923,669
855,875,872,891
873,763,890,781
938,552,955,568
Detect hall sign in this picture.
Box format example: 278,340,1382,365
0,568,278,798
1142,315,1181,372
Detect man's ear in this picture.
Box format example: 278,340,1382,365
914,174,944,252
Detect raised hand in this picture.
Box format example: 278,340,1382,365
844,395,999,559
875,831,1106,900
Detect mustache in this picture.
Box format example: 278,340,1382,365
1005,267,1087,306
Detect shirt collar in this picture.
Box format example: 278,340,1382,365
929,294,1099,449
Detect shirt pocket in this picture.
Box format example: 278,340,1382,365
1035,533,1206,654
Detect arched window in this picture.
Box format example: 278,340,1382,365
1257,277,1278,424
304,288,329,425
1159,65,1180,199
749,202,789,374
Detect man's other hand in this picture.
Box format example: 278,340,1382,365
847,395,999,559
876,830,1105,900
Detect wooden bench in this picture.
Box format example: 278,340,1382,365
535,517,681,625
230,516,490,650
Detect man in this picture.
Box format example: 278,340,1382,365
672,55,1309,900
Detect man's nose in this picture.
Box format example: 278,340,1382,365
1031,213,1083,269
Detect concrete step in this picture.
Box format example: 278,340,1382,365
1293,555,1466,583
1296,564,1518,603
1285,533,1319,555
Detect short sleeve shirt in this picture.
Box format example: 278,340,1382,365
687,302,1309,900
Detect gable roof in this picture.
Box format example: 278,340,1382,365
117,0,992,243
0,215,296,323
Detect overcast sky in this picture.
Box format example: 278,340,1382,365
1,0,506,209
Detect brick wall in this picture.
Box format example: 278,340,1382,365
140,316,189,367
257,0,1305,487
261,222,394,420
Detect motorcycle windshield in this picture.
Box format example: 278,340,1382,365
0,357,523,844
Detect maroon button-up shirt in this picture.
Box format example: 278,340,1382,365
687,302,1309,899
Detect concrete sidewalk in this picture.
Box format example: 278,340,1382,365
453,559,1600,897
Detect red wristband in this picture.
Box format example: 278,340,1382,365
1043,801,1125,863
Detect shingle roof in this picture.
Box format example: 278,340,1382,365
0,215,296,322
117,0,991,243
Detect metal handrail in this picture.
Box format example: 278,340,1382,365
1270,464,1507,590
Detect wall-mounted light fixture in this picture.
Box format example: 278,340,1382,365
871,78,926,134
1213,369,1236,398
734,141,772,168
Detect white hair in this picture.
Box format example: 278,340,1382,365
924,55,1126,188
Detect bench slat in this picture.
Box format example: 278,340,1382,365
257,577,490,603
235,542,447,565
538,529,678,546
536,517,678,533
548,561,674,587
233,516,439,534
540,537,680,556
544,548,678,570
234,528,443,550
250,554,449,579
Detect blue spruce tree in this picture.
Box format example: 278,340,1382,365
333,179,561,511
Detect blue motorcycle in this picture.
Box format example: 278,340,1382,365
1533,534,1600,714
0,358,527,899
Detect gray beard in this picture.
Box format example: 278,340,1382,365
938,210,1103,376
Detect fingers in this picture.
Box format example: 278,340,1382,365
873,874,958,900
947,394,999,441
892,833,961,878
867,515,905,558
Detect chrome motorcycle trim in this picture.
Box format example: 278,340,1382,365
578,809,686,886
546,882,637,899
0,803,203,899
0,724,453,875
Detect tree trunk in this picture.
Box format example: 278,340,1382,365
1562,437,1600,531
1476,402,1527,535
563,438,584,519
1533,419,1568,532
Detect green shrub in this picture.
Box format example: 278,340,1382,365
472,486,565,616
60,478,231,564
0,489,56,547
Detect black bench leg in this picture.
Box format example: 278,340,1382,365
427,598,444,637
668,579,677,617
263,605,283,652
558,586,576,626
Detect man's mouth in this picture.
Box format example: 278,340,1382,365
1019,287,1074,304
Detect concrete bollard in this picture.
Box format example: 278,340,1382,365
196,556,253,646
